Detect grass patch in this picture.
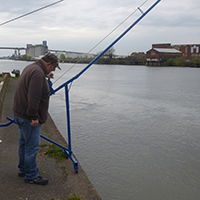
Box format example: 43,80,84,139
40,144,66,161
52,195,81,200
66,195,81,200
9,77,19,80
40,144,48,148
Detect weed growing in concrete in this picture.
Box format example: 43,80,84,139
66,195,81,200
52,195,81,200
61,166,68,175
41,144,66,161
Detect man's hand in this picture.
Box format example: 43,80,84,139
31,119,39,127
46,72,54,79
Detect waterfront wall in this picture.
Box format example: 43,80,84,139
0,73,10,117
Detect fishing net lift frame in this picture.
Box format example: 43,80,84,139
0,0,161,173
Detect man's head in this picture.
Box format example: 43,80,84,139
42,53,61,73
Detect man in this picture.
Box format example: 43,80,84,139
13,53,61,185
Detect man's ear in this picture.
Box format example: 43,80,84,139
45,62,51,69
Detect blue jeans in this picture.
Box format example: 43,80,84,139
14,115,41,180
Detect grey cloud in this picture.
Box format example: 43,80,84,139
0,0,200,56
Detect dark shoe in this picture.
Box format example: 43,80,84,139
18,172,25,177
18,168,39,177
25,176,49,185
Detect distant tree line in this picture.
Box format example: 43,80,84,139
19,50,200,67
95,55,146,65
162,57,200,67
59,53,146,65
20,54,34,61
59,55,146,65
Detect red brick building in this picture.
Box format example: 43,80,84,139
172,44,200,60
146,43,200,65
146,47,182,66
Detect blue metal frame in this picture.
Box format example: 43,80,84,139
0,117,16,127
0,0,161,173
0,117,79,172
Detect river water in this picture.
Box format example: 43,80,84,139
1,60,200,200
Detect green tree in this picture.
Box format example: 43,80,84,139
99,47,115,58
174,57,187,66
60,54,66,61
190,57,200,64
189,57,200,67
106,47,115,58
162,58,175,66
21,54,32,60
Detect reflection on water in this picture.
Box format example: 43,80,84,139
1,60,200,200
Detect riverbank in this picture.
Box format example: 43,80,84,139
2,57,200,68
0,74,102,200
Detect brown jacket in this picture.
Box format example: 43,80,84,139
13,60,50,124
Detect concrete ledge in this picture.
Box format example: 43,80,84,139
0,73,10,117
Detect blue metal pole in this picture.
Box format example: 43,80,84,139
0,117,78,171
40,134,72,153
64,84,79,172
0,117,16,127
0,117,73,153
40,133,78,173
52,0,161,94
65,84,72,153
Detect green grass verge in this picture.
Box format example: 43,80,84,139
40,144,66,161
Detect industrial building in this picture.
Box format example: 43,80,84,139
26,40,95,59
172,44,200,60
146,43,200,66
26,41,48,58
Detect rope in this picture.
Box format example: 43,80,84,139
53,0,149,84
0,0,64,27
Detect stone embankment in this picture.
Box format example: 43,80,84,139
0,73,102,200
0,73,10,117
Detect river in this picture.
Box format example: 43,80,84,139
1,59,200,200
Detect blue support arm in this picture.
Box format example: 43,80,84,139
0,117,16,127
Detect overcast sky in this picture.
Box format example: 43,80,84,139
0,0,200,57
